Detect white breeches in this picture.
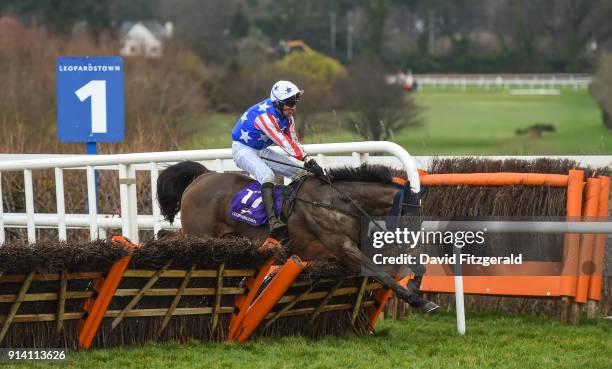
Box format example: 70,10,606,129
232,141,305,184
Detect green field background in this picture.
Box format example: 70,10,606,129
189,89,611,155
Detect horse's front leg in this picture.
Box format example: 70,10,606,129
318,231,418,305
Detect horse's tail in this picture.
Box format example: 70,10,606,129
157,161,209,223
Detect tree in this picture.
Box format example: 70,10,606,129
274,50,344,87
542,0,612,69
590,54,612,130
157,0,238,63
229,3,249,39
364,0,394,55
336,57,420,141
1,0,114,36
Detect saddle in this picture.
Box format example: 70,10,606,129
229,176,307,226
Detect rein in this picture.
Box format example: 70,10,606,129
293,195,362,219
261,155,408,232
317,175,389,232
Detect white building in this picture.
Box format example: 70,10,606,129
120,21,173,58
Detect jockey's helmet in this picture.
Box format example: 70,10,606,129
270,80,303,108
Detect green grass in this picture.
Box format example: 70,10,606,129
7,313,611,369
187,88,611,155
404,88,610,155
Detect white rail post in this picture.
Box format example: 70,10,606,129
54,168,67,242
215,158,225,173
86,166,98,240
454,245,466,335
150,162,162,237
128,165,139,243
119,164,139,243
0,172,4,245
24,169,36,243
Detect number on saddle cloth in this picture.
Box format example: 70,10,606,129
229,182,284,226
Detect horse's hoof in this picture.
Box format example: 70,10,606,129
421,301,439,314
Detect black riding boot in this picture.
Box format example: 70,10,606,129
262,182,287,240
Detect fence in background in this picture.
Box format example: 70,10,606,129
414,74,592,91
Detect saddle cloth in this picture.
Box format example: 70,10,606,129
229,182,284,226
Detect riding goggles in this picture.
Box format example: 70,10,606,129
282,93,301,107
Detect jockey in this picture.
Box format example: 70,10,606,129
231,80,325,238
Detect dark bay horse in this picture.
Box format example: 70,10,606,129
156,161,431,307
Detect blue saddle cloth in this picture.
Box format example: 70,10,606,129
229,182,284,226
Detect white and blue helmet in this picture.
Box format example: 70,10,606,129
270,80,303,104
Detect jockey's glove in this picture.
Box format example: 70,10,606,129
304,158,326,178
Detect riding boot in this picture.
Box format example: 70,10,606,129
261,182,287,240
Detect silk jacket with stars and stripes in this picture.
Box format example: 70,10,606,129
231,98,307,160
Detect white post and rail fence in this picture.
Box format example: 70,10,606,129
413,73,592,91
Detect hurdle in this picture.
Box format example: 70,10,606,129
229,257,395,342
394,170,610,332
0,234,396,349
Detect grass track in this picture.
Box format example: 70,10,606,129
403,89,610,155
188,89,611,155
8,313,611,369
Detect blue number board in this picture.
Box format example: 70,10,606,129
56,56,124,142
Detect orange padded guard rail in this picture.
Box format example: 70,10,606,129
78,236,135,350
420,172,569,187
588,176,610,302
234,256,304,343
560,169,584,298
228,258,274,340
369,271,406,327
575,178,601,304
368,288,394,327
393,172,569,188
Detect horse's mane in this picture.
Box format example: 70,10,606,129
327,164,400,185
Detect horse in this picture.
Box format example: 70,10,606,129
156,161,433,309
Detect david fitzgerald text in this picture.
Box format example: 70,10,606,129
372,253,523,267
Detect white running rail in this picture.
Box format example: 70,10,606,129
0,141,420,244
414,73,592,91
